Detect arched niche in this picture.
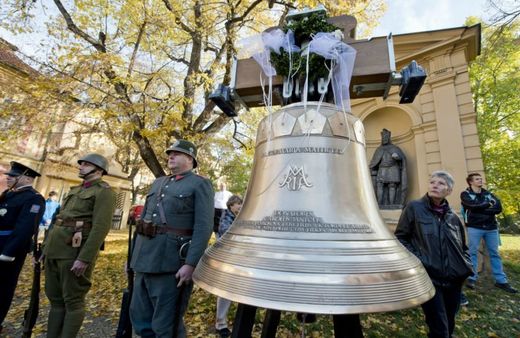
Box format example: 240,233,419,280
362,106,420,205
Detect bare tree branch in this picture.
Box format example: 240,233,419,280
53,0,106,52
162,0,196,34
128,21,147,78
201,113,229,134
193,100,218,131
180,0,203,125
162,48,190,66
227,0,264,24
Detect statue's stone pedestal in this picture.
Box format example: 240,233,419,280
380,209,402,232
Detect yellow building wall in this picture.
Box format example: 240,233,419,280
352,26,483,224
0,47,133,228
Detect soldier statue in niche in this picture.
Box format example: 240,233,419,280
369,128,408,209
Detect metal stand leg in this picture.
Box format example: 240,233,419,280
333,314,364,338
231,303,257,338
261,309,281,338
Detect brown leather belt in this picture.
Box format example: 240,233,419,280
55,218,93,229
154,225,193,236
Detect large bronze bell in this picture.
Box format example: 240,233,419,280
194,102,434,314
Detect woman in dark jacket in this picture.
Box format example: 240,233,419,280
395,171,473,338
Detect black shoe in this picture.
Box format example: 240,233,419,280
460,293,469,306
217,327,231,338
466,279,476,289
495,282,518,294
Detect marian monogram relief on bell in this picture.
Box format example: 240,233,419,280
279,166,312,191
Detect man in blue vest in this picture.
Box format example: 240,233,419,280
0,162,45,333
461,173,517,293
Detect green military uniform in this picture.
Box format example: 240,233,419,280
44,178,115,337
129,141,213,338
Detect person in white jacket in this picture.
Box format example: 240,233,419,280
213,182,233,236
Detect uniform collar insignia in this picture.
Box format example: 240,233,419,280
82,178,102,188
173,170,193,181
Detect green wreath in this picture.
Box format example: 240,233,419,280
269,12,339,81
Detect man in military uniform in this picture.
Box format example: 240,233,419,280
0,162,45,333
130,140,213,337
43,154,116,337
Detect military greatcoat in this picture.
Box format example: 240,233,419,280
130,170,214,338
0,187,45,326
44,178,116,262
131,171,214,272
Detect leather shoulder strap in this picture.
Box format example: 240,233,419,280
156,176,171,225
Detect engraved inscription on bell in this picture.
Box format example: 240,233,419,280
279,166,312,191
264,146,344,157
236,210,374,233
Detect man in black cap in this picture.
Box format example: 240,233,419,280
130,140,214,338
0,161,45,333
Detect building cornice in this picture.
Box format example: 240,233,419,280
391,25,481,66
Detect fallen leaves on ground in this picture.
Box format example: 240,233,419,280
3,231,519,338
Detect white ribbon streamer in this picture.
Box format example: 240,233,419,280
308,32,357,111
238,29,300,77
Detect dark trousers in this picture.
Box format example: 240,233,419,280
0,254,26,325
130,272,193,338
421,283,462,338
214,208,225,233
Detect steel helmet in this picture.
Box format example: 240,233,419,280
77,153,109,175
165,139,198,168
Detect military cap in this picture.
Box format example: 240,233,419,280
165,139,198,168
6,161,41,178
78,153,109,175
